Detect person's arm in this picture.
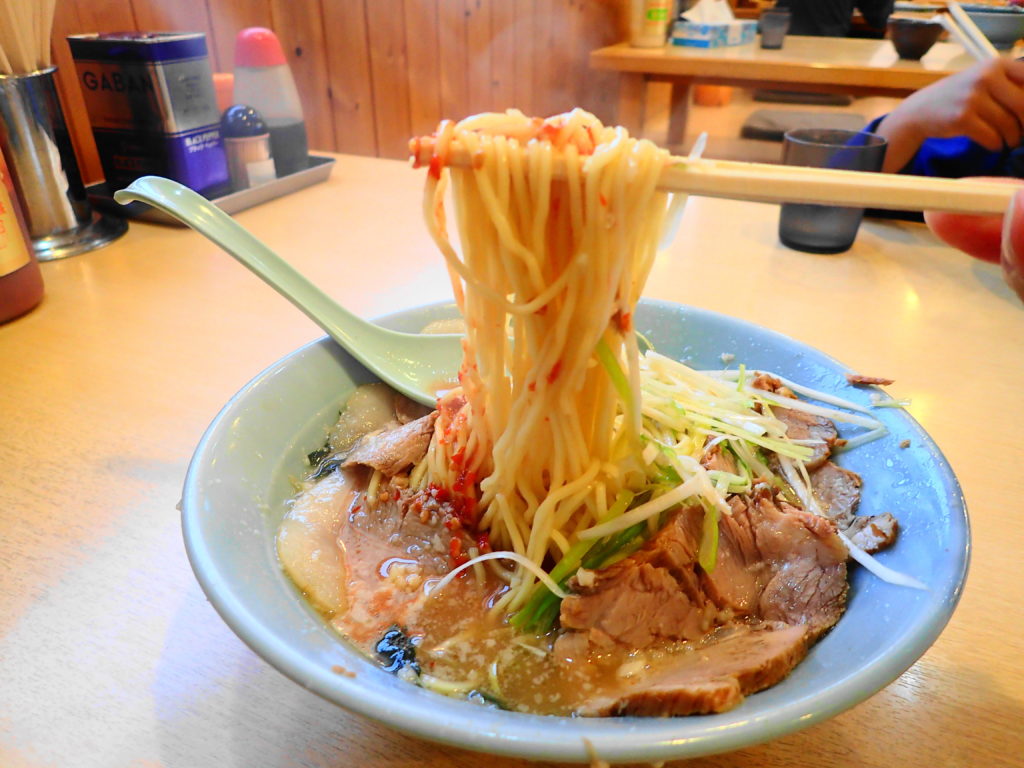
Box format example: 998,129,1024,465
854,0,894,32
873,58,1024,173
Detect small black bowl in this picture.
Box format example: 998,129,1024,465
888,17,944,60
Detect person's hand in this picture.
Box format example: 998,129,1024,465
874,58,1024,173
923,176,1023,264
924,178,1024,301
1001,189,1024,300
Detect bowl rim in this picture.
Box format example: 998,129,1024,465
960,4,1024,14
181,298,971,763
888,17,943,25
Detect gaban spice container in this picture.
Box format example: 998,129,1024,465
67,32,229,197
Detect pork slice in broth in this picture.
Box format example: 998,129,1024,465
576,624,811,716
277,462,455,650
342,413,438,477
559,486,848,661
329,383,398,453
553,483,849,715
276,471,355,616
559,506,716,648
394,393,433,424
332,485,454,648
739,489,848,637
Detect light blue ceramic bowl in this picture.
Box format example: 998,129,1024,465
962,4,1024,49
182,299,969,764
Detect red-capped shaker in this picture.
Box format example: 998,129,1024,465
0,151,43,323
233,27,309,177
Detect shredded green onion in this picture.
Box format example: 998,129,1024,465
595,337,633,414
511,490,635,632
698,503,720,573
507,352,916,636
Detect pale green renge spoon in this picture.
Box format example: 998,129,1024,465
114,176,463,407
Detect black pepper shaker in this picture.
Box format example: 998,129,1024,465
221,104,276,192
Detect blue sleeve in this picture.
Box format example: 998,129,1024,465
865,115,1013,178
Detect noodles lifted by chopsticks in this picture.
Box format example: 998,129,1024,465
412,109,677,611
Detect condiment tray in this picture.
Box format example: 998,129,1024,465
87,154,335,226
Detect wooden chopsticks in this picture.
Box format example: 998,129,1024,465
0,0,57,74
411,139,1017,216
660,156,1013,214
942,1,1000,61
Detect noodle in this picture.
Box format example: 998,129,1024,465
416,109,673,607
277,110,916,717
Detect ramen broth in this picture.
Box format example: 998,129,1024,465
278,458,736,714
412,579,744,714
277,384,809,715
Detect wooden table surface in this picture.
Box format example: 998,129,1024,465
2,153,1022,768
591,37,977,144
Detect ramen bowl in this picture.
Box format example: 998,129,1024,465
961,4,1024,49
182,299,969,764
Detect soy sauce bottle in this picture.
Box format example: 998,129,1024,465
0,151,43,323
233,27,309,178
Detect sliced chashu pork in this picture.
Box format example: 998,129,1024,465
552,513,682,647
700,489,848,638
277,468,452,643
394,393,432,424
342,412,437,476
701,443,739,474
773,406,839,470
559,505,715,649
557,484,848,715
751,372,839,470
334,482,453,647
577,624,811,717
810,461,898,553
559,485,848,653
752,372,898,552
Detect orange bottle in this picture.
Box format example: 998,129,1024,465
0,151,43,323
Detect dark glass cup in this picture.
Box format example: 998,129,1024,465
760,10,791,49
778,128,888,255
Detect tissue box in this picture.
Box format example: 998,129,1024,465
672,19,757,48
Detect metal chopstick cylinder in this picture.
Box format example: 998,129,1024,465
0,68,125,260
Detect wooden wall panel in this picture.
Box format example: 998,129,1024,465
511,0,536,114
489,0,518,111
530,0,556,117
438,0,471,123
365,2,413,159
466,0,495,114
576,0,624,124
322,0,378,156
49,0,629,183
69,0,137,34
268,0,336,153
131,0,222,68
404,0,443,138
552,0,585,116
